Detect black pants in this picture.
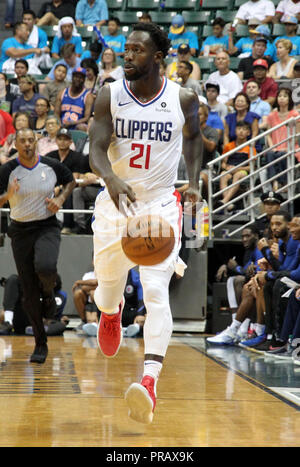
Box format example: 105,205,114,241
3,274,30,334
7,216,61,346
264,278,289,337
280,290,300,341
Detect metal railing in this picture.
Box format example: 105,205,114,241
207,114,300,240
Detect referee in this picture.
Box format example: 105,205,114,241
0,128,75,363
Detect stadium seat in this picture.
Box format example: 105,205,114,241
181,11,213,25
106,0,126,10
149,11,178,24
194,57,216,73
77,26,95,40
40,25,58,39
272,24,286,37
161,0,197,10
113,11,140,24
230,57,241,71
126,0,160,11
69,130,88,145
186,25,202,37
202,25,213,38
235,24,249,38
202,0,234,9
234,0,248,7
215,10,236,23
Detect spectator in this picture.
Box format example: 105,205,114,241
0,73,15,114
292,59,300,78
245,80,271,130
274,0,300,23
22,10,48,51
32,97,51,135
168,14,199,56
176,61,202,95
268,39,297,78
138,12,152,23
166,43,201,82
41,63,68,110
46,43,82,82
72,266,98,330
217,121,257,212
80,40,102,64
72,171,101,234
200,18,229,56
253,191,284,238
97,47,124,86
205,81,228,120
237,36,273,80
234,0,276,25
0,109,14,147
51,16,83,60
273,16,300,57
12,75,43,118
206,51,243,107
103,17,126,57
9,59,29,96
0,111,30,164
0,22,48,74
37,0,75,26
46,127,90,233
243,59,278,106
229,23,275,59
265,87,300,190
75,0,108,28
81,58,99,94
37,115,75,155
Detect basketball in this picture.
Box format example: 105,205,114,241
121,215,175,266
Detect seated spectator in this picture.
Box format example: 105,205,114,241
51,17,83,60
72,172,101,234
217,121,257,212
46,43,82,82
75,0,108,28
97,48,124,86
103,17,126,57
0,273,68,336
80,40,102,65
41,63,68,110
205,81,228,121
265,87,300,190
273,16,300,57
253,191,284,238
268,39,297,78
0,109,14,147
176,61,202,95
224,92,260,146
206,51,243,107
245,80,271,130
37,115,75,155
237,36,273,80
12,75,43,118
166,43,201,82
8,59,29,97
229,22,275,60
0,73,15,113
37,0,75,26
243,59,278,106
200,18,229,56
46,127,90,233
274,0,300,23
32,97,51,135
138,12,152,23
293,60,300,78
168,14,199,57
0,22,49,74
22,10,48,51
0,111,30,163
234,0,275,25
81,58,99,94
72,266,98,330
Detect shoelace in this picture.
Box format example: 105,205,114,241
103,317,120,337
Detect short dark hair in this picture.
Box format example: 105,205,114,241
179,60,193,74
13,22,26,35
80,58,99,76
61,43,75,58
236,120,251,131
271,210,292,222
243,225,260,236
213,17,226,28
132,22,171,58
54,63,67,72
89,41,103,55
275,87,294,111
22,9,36,19
15,59,29,70
108,17,120,27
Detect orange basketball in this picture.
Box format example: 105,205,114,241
121,215,175,266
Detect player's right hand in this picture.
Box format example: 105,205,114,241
106,174,136,216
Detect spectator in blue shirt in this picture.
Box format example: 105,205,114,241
80,40,103,64
245,79,271,129
168,14,199,56
228,23,276,60
273,15,300,59
51,16,83,59
75,0,108,28
200,18,229,56
22,10,48,50
104,17,126,57
46,43,81,81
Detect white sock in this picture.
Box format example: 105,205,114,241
4,311,13,325
143,360,162,382
239,318,250,334
230,319,241,331
232,312,237,321
255,323,265,336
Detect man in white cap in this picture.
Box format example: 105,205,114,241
168,14,199,56
51,17,83,60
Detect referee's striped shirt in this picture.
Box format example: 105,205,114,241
0,156,74,222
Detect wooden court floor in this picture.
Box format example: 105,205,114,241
0,332,299,447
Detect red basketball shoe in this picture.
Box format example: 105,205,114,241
125,375,157,424
97,298,124,358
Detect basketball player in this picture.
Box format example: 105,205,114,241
89,22,203,424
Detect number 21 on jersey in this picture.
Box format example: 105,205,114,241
129,143,151,170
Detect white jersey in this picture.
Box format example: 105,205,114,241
108,77,185,201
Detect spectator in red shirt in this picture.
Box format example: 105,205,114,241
0,109,15,146
243,58,278,106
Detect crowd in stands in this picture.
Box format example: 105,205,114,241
0,1,299,356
